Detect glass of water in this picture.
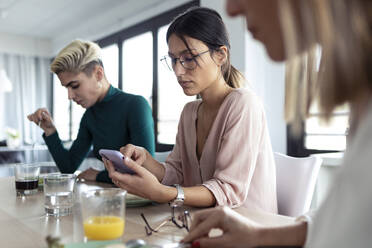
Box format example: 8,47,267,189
43,173,76,217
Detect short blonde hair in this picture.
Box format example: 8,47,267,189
50,40,103,75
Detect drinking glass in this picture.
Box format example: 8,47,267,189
43,173,76,216
81,188,126,240
14,163,40,196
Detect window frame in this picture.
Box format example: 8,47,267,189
287,119,347,157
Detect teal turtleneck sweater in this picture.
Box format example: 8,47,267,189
43,86,155,183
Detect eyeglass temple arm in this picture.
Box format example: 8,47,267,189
141,213,157,235
141,212,171,236
171,209,191,231
184,211,190,231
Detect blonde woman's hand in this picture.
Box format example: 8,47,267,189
182,206,261,248
103,157,165,201
119,144,147,166
27,108,56,136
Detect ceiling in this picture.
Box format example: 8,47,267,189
0,0,191,57
0,0,167,38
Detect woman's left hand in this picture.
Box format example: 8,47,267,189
182,206,261,248
103,157,165,201
77,168,100,181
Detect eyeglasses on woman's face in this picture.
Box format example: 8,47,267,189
160,50,210,71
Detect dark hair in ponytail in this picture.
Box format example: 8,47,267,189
166,7,244,88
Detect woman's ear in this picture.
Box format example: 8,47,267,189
213,46,228,66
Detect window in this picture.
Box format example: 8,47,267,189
52,74,69,140
157,25,195,144
71,102,85,140
122,32,153,105
52,75,85,141
101,44,119,88
287,48,349,156
287,107,348,157
304,103,348,151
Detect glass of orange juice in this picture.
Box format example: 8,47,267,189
81,188,126,241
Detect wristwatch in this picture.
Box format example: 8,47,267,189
169,184,184,207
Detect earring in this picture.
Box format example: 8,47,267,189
98,82,102,88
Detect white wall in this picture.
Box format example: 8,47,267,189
0,32,52,57
201,0,286,153
200,0,246,74
245,36,286,154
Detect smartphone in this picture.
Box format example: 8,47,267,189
99,149,135,175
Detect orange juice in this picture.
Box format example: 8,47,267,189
83,216,125,240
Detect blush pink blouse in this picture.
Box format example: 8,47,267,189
161,88,278,213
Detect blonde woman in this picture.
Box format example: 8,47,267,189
183,0,372,247
28,40,155,183
104,7,278,211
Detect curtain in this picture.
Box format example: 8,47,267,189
0,53,51,145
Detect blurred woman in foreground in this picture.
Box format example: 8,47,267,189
183,0,372,247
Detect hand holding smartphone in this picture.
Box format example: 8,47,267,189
99,149,135,175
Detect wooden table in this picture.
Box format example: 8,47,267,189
0,177,294,247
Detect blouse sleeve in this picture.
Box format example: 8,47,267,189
202,93,267,208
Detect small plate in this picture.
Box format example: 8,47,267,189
126,193,153,208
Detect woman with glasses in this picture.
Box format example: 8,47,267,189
27,40,155,183
183,0,372,247
104,7,277,211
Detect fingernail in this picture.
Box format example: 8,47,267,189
192,241,200,248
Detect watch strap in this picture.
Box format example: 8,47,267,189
170,184,184,207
